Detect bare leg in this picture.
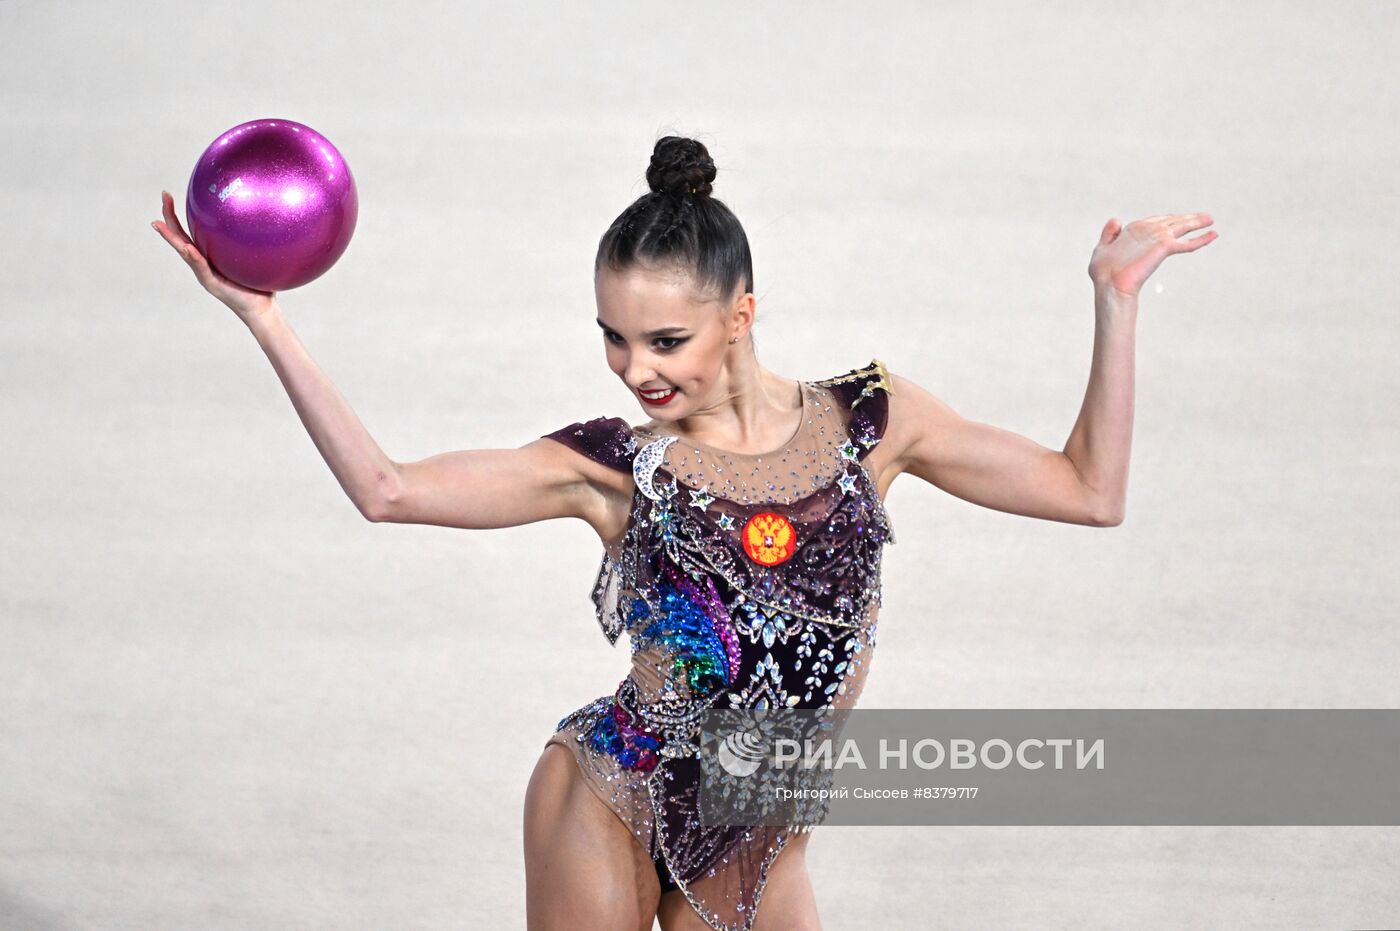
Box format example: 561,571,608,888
656,832,822,931
523,743,662,931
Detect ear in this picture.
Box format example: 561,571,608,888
727,290,756,336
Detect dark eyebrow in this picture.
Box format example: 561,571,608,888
595,319,689,338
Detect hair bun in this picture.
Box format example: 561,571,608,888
646,136,716,198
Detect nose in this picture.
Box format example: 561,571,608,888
624,358,657,390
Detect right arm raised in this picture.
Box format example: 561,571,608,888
153,189,606,533
244,308,607,530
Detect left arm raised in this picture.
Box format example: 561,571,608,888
885,213,1217,526
886,287,1138,527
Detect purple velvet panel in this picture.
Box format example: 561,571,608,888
541,415,636,472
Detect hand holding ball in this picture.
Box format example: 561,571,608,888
183,118,358,293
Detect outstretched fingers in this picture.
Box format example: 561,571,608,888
1139,213,1212,230
1174,229,1219,252
1168,214,1217,252
1168,212,1213,231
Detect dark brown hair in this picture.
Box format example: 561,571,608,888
595,136,755,309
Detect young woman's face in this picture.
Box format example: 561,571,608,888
594,264,745,420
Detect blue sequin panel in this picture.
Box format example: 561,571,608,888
634,571,733,698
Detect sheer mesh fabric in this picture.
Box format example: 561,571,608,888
542,363,895,930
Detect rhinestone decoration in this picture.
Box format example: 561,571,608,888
837,470,859,496
689,485,716,511
635,435,680,501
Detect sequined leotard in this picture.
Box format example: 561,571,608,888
539,359,896,931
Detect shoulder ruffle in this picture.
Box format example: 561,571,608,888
540,416,638,474
811,358,894,459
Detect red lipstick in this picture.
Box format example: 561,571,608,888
639,387,678,406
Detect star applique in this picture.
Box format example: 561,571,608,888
658,478,679,500
689,485,715,511
837,470,860,496
717,513,737,531
621,433,638,455
839,441,860,461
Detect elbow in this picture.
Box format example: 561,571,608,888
360,464,405,523
1075,482,1125,527
359,489,400,523
1085,496,1125,527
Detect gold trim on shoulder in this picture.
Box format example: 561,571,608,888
812,358,894,403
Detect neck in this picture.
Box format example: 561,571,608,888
673,346,801,449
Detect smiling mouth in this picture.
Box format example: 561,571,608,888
639,387,678,404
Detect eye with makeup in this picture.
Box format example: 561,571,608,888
603,331,688,351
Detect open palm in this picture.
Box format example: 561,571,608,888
1088,213,1217,299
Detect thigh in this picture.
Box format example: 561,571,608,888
656,832,821,931
523,742,661,931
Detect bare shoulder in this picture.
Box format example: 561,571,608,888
886,370,957,449
865,370,929,467
856,369,962,495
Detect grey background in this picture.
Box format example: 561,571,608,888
2,1,1397,928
